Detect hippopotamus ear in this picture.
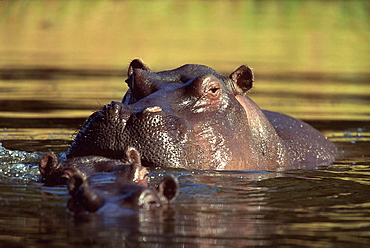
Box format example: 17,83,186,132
124,59,160,103
67,173,85,196
128,58,151,77
126,147,141,164
157,176,179,202
67,174,105,213
39,152,59,177
229,65,254,95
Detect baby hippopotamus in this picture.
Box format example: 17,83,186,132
39,147,147,186
67,173,179,215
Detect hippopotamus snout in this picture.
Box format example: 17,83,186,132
128,105,190,139
66,101,133,159
102,101,132,122
67,101,200,168
124,106,199,168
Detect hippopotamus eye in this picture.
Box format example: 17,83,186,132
209,87,219,93
206,85,221,100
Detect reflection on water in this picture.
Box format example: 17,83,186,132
0,118,369,247
0,0,368,74
1,0,369,121
0,0,369,247
0,156,369,247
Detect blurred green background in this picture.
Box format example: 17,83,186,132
0,0,369,120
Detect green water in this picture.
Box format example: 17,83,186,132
0,0,369,247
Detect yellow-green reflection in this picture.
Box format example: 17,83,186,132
0,0,368,72
0,0,369,121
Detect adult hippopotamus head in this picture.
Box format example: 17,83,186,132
67,59,337,170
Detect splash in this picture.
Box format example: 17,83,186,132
0,142,42,183
0,143,41,164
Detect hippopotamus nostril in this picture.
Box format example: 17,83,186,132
101,101,134,124
102,101,122,117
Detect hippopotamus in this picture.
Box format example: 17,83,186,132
66,59,337,171
67,174,178,214
39,147,148,186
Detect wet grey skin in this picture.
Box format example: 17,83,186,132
39,147,148,186
67,174,179,214
67,59,338,171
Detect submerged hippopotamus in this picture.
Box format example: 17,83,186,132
67,59,337,170
67,174,178,214
39,147,148,186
